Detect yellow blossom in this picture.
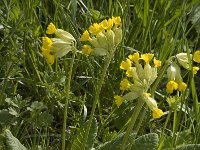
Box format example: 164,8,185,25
46,23,57,34
82,45,93,55
112,16,121,26
141,53,154,64
193,50,200,63
41,48,50,57
128,52,140,63
80,30,91,41
166,80,178,94
192,66,199,75
178,81,187,92
45,53,55,65
120,59,132,70
42,37,53,49
154,58,161,67
152,108,164,119
100,19,113,30
89,23,103,35
120,79,130,91
114,95,124,107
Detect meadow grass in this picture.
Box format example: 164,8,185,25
0,0,200,149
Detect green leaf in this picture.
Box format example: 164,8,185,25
175,144,200,150
5,129,27,150
190,4,200,33
0,110,16,125
131,133,159,150
71,118,98,150
96,132,136,150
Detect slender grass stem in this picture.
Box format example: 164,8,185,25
82,51,114,150
121,100,144,150
61,47,76,150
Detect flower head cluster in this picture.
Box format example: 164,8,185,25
41,23,76,65
115,52,164,119
80,16,122,55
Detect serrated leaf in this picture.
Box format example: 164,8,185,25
131,133,159,150
96,132,136,150
71,118,98,150
5,129,27,150
175,144,200,150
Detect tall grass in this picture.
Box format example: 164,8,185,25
0,0,200,149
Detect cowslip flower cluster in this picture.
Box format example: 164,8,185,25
115,52,164,119
41,23,76,65
80,16,122,55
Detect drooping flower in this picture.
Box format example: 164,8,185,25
128,52,140,63
42,37,53,49
82,45,93,55
177,81,187,92
112,16,121,26
193,50,200,63
80,30,91,41
100,19,113,30
153,58,161,68
152,108,164,119
120,79,130,91
192,66,199,75
45,53,55,65
141,53,154,64
46,23,57,34
89,23,103,35
114,95,124,107
166,80,178,94
120,59,132,70
176,53,192,69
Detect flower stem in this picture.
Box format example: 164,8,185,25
82,52,114,150
121,100,144,150
61,47,76,150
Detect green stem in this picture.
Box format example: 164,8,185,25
121,100,144,150
82,52,114,150
61,47,76,150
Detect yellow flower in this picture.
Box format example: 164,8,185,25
166,80,178,94
141,53,154,64
128,52,140,63
82,45,93,55
112,16,121,26
100,19,113,30
41,48,50,57
89,23,103,35
120,79,130,91
80,30,91,41
120,59,132,70
114,95,124,107
46,23,57,34
193,50,200,63
154,58,161,67
45,53,55,65
192,66,199,75
178,81,187,92
152,108,164,119
42,37,53,49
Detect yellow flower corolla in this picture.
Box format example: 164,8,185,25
45,54,55,65
178,81,187,92
112,16,121,26
42,37,53,49
154,58,161,68
41,48,50,57
120,59,132,70
80,30,90,41
193,50,200,63
166,80,178,94
152,108,164,119
141,53,154,64
100,19,113,30
89,23,103,35
46,23,57,34
82,45,93,55
114,95,124,107
192,66,199,75
120,79,130,91
128,52,140,63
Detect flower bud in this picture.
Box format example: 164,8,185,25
113,27,122,46
176,53,192,69
55,29,76,43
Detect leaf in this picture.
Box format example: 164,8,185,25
0,110,16,125
175,144,200,150
96,132,136,150
5,129,27,150
131,133,159,150
190,4,200,33
71,118,98,150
